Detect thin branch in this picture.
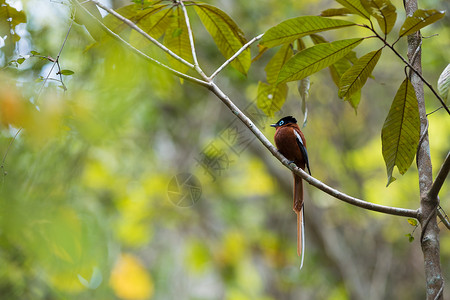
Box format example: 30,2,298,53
178,0,208,80
88,0,195,70
74,0,210,87
437,204,450,230
428,151,450,200
365,25,450,115
207,83,418,218
292,165,418,218
209,33,264,80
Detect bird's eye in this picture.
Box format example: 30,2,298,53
279,120,284,125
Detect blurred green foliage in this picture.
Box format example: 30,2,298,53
0,0,449,299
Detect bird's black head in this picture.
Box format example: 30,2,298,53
270,116,297,128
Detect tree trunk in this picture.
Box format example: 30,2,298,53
404,0,444,298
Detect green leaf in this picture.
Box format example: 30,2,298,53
381,78,420,186
257,82,288,117
17,57,26,64
59,69,75,75
194,3,250,75
329,58,352,86
261,16,355,48
30,50,40,55
320,8,353,17
163,6,193,73
265,44,293,84
361,0,397,34
437,64,450,104
277,38,364,84
399,9,445,38
406,233,415,243
334,0,370,18
338,48,382,99
407,218,418,226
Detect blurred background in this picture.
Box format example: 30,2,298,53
0,0,449,299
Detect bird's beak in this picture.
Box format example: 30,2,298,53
270,124,278,128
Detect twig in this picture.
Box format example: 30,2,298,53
365,25,450,115
74,0,210,87
179,0,208,80
437,204,450,230
209,33,264,80
89,0,195,70
428,151,450,200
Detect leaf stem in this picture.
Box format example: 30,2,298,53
178,0,208,80
364,24,450,115
428,151,450,200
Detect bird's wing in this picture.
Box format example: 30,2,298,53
294,129,311,175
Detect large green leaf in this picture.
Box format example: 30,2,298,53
338,48,382,99
399,9,445,37
277,38,364,84
265,44,293,84
361,0,397,34
381,78,420,186
194,3,250,75
261,16,355,48
163,6,194,73
437,64,450,104
257,82,288,117
335,0,370,18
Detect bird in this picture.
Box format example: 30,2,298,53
271,116,311,269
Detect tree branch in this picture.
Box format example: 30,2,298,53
428,151,450,200
365,25,450,115
179,0,208,80
208,33,264,80
74,0,210,87
88,0,195,70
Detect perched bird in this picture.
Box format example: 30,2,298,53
271,116,311,269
